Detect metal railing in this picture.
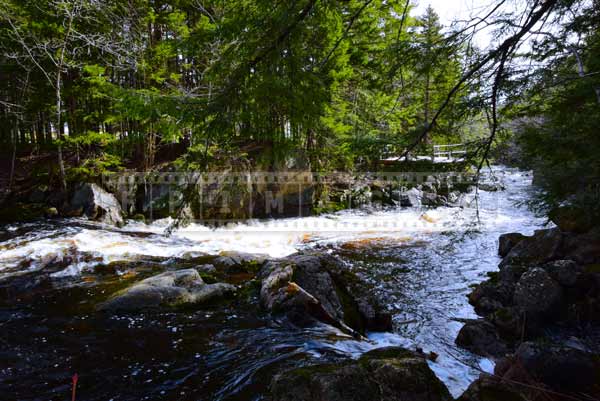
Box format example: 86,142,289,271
432,144,466,161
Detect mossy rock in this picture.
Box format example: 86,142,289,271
270,346,452,401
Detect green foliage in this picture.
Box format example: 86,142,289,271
1,0,480,179
66,153,122,183
505,2,600,221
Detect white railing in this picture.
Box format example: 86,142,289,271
432,144,466,161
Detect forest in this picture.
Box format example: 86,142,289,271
1,1,600,400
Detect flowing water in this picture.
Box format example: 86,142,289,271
0,167,547,400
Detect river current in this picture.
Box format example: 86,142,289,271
0,167,547,400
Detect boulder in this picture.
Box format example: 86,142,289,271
498,233,526,257
455,319,508,358
213,251,268,273
457,375,526,401
421,192,446,207
70,183,124,226
460,341,600,401
500,228,563,268
502,342,600,396
468,279,515,316
270,347,452,401
513,268,562,315
259,253,391,335
98,269,236,311
400,188,422,207
542,259,583,286
489,307,524,340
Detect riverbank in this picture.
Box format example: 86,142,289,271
455,209,600,400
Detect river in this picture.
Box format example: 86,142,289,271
0,167,547,400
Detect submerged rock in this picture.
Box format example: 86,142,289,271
98,269,236,311
270,347,452,401
69,183,124,226
259,253,391,335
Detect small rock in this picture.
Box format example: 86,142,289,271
213,251,267,273
44,207,59,218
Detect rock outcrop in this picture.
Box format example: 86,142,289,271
98,269,236,311
270,347,452,401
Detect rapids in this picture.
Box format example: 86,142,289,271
0,167,547,400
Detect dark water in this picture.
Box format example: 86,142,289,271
0,167,546,400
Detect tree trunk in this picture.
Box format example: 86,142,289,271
423,71,431,145
56,73,67,191
8,127,16,192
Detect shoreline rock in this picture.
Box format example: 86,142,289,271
456,223,600,399
270,346,452,401
459,341,600,401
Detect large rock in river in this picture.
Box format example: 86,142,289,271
70,183,124,226
259,253,391,335
98,269,236,311
270,347,452,401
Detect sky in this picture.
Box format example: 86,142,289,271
413,0,475,24
412,0,504,48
